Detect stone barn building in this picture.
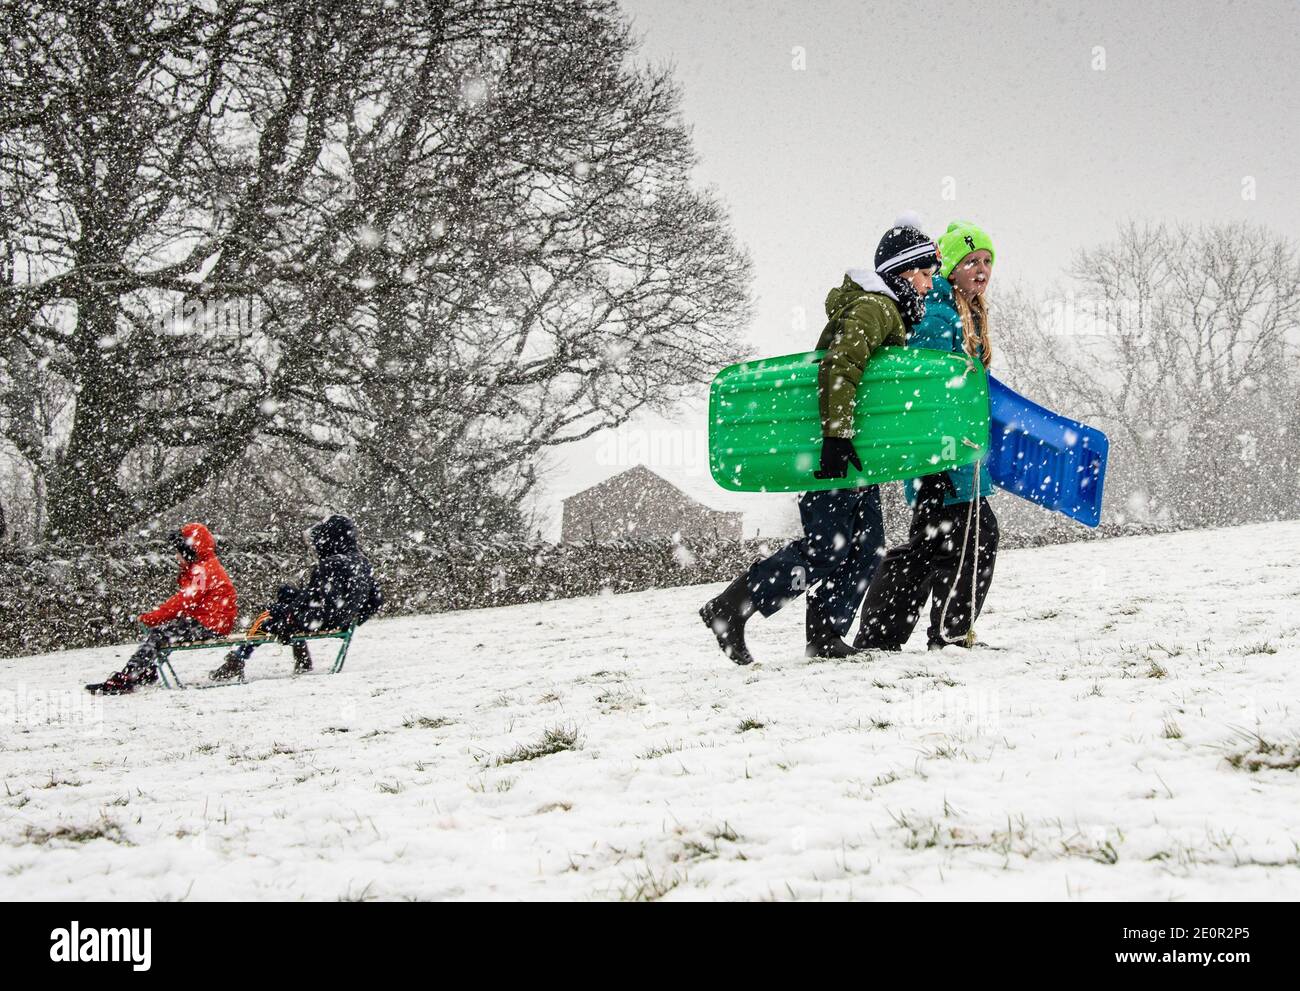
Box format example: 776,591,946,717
561,465,742,543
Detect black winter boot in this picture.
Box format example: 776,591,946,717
853,628,904,652
805,606,858,659
928,636,968,651
209,653,246,683
699,572,758,666
85,659,159,695
291,642,313,674
929,633,993,651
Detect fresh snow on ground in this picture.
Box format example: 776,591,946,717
3,522,1300,901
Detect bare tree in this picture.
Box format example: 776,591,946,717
324,7,751,540
999,220,1300,527
0,2,362,540
0,0,751,543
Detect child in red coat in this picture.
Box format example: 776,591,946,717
87,523,238,695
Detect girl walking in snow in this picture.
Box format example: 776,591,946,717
853,220,999,652
700,216,943,665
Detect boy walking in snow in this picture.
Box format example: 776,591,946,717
87,523,237,695
208,514,383,681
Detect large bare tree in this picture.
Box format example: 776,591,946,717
998,221,1300,527
0,0,751,543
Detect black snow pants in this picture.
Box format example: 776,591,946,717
229,584,312,662
127,617,220,670
855,476,999,649
745,486,886,638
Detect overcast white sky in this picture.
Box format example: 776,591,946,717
532,0,1300,539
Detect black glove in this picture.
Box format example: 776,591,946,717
813,437,863,480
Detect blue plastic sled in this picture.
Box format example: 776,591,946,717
987,376,1109,527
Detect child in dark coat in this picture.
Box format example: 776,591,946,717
209,514,383,681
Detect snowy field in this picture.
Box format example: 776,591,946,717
3,521,1300,901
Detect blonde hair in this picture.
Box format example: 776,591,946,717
953,287,992,368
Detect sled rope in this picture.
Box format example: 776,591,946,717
247,610,271,638
938,339,986,645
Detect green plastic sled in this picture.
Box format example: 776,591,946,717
708,347,990,493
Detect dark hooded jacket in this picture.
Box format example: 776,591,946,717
278,515,383,634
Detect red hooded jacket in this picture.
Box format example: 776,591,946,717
139,523,238,635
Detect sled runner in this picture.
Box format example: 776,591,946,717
708,347,990,493
151,625,357,689
986,376,1109,528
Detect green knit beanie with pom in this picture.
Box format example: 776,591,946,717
937,221,995,279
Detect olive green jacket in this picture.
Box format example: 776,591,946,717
816,271,908,439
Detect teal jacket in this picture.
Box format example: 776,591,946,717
905,276,993,506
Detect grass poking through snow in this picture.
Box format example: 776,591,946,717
1224,729,1300,772
497,724,583,765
